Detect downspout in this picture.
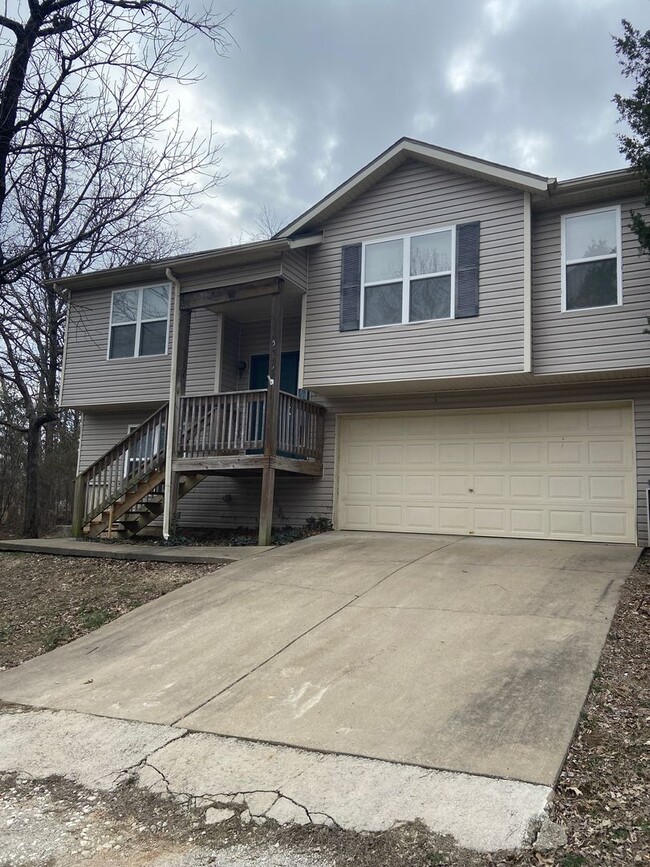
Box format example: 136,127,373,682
163,267,181,540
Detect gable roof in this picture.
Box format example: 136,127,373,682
278,137,554,237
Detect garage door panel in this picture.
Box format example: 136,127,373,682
337,403,636,543
510,509,546,534
438,507,471,532
588,440,627,465
473,475,506,497
589,476,628,501
509,475,545,498
405,475,435,495
440,443,470,464
404,506,436,530
376,475,403,495
474,508,508,533
548,441,583,464
548,476,584,499
473,442,506,465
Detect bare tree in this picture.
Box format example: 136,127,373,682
0,0,233,536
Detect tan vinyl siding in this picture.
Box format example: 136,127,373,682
78,408,155,469
532,197,650,373
62,290,220,408
280,249,309,290
302,159,526,389
185,308,220,396
61,285,173,408
179,259,282,293
219,316,241,392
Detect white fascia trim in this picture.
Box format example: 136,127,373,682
287,233,323,248
523,193,532,373
282,140,551,237
404,141,551,191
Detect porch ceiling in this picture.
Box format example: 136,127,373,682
207,286,304,322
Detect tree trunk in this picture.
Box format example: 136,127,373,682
22,417,40,538
22,410,56,537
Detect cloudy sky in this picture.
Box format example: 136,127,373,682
175,0,649,250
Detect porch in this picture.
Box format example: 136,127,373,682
72,269,326,545
175,390,323,476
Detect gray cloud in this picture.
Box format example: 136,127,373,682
175,0,649,248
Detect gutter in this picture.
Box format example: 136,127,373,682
163,268,181,541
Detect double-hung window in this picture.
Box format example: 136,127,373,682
109,285,170,359
561,207,622,312
361,228,455,328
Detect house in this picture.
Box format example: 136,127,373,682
59,138,650,546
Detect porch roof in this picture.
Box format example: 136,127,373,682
50,234,322,292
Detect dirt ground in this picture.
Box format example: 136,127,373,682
0,549,648,866
0,552,217,669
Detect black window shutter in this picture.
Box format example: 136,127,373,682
455,222,480,318
339,243,362,332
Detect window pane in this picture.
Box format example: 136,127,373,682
566,259,618,310
139,319,167,355
566,211,617,261
410,231,452,276
109,324,136,358
141,285,169,320
410,276,451,321
111,290,138,323
364,282,402,327
365,239,403,283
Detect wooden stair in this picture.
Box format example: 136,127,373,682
72,404,207,539
87,471,205,538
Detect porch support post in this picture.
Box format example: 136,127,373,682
163,268,191,539
71,472,87,538
258,279,284,545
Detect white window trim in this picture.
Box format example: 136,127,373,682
360,226,456,329
107,283,172,360
560,205,623,313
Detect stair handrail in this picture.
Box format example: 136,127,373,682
72,403,169,535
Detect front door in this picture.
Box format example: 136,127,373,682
249,351,299,395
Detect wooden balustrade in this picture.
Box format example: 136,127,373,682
277,391,325,461
71,389,325,537
178,390,325,462
177,390,267,456
72,404,168,535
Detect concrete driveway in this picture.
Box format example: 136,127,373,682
0,532,639,787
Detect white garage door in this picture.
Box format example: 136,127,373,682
337,402,636,543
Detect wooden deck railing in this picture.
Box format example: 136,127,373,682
72,390,325,536
178,389,325,462
178,389,267,456
72,404,168,534
277,391,325,461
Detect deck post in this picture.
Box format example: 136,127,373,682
258,280,284,545
163,271,192,539
71,472,87,538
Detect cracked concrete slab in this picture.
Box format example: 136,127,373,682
0,709,185,790
0,709,551,852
